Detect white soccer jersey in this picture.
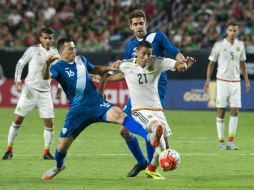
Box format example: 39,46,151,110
15,44,59,91
209,38,246,81
120,57,176,110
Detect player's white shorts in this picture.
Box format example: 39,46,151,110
15,85,54,118
216,80,241,108
132,110,171,137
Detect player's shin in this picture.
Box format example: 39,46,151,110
122,116,148,139
228,116,238,142
145,139,155,164
216,117,225,142
148,138,166,170
55,149,67,169
44,127,54,153
125,135,147,165
7,122,20,151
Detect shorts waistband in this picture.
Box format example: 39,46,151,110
132,108,164,112
217,78,240,82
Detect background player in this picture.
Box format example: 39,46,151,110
41,37,163,180
204,22,250,150
2,27,58,160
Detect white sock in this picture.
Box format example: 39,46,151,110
7,122,20,146
228,116,238,137
216,117,224,141
150,136,166,167
44,127,54,150
150,149,160,167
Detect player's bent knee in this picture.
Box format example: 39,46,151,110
119,126,131,138
58,137,73,152
147,120,159,131
43,118,53,128
107,106,126,124
13,115,24,125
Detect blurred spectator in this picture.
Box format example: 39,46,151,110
244,35,254,54
0,0,253,53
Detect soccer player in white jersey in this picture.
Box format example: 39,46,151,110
204,22,250,150
2,27,59,160
103,41,194,179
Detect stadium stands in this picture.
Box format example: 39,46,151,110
0,0,253,53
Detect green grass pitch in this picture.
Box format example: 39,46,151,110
0,108,253,190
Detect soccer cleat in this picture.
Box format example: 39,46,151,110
42,165,65,180
2,151,13,160
148,124,163,147
218,142,226,150
127,162,148,177
43,152,55,160
226,142,239,150
145,168,165,180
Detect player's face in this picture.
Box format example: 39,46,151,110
39,33,54,49
60,41,77,62
226,25,238,41
136,46,152,68
130,17,147,39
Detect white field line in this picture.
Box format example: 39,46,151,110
5,153,254,157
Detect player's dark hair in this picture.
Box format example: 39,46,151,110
226,22,239,28
128,9,147,24
136,40,152,50
57,37,74,51
39,27,54,36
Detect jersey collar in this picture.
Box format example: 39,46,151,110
39,44,51,51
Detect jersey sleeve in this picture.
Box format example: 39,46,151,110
119,62,128,73
50,64,58,79
80,55,95,71
160,58,176,72
209,43,219,62
14,47,33,82
240,41,246,61
124,43,131,59
158,32,180,58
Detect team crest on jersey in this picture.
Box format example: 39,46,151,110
62,128,67,134
100,102,111,108
148,65,154,72
147,115,153,119
236,47,241,52
16,106,21,112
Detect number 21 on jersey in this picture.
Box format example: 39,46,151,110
138,74,147,84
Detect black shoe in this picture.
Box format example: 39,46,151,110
127,162,147,177
2,151,13,160
43,152,55,160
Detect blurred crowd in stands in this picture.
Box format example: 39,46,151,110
0,0,254,53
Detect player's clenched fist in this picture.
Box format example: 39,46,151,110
46,55,59,65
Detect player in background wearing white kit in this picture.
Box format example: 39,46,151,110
2,27,59,160
204,22,250,150
102,41,194,179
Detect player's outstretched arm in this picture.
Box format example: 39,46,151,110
173,56,196,72
184,56,196,69
98,72,125,98
42,55,59,80
92,60,121,75
175,53,185,62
